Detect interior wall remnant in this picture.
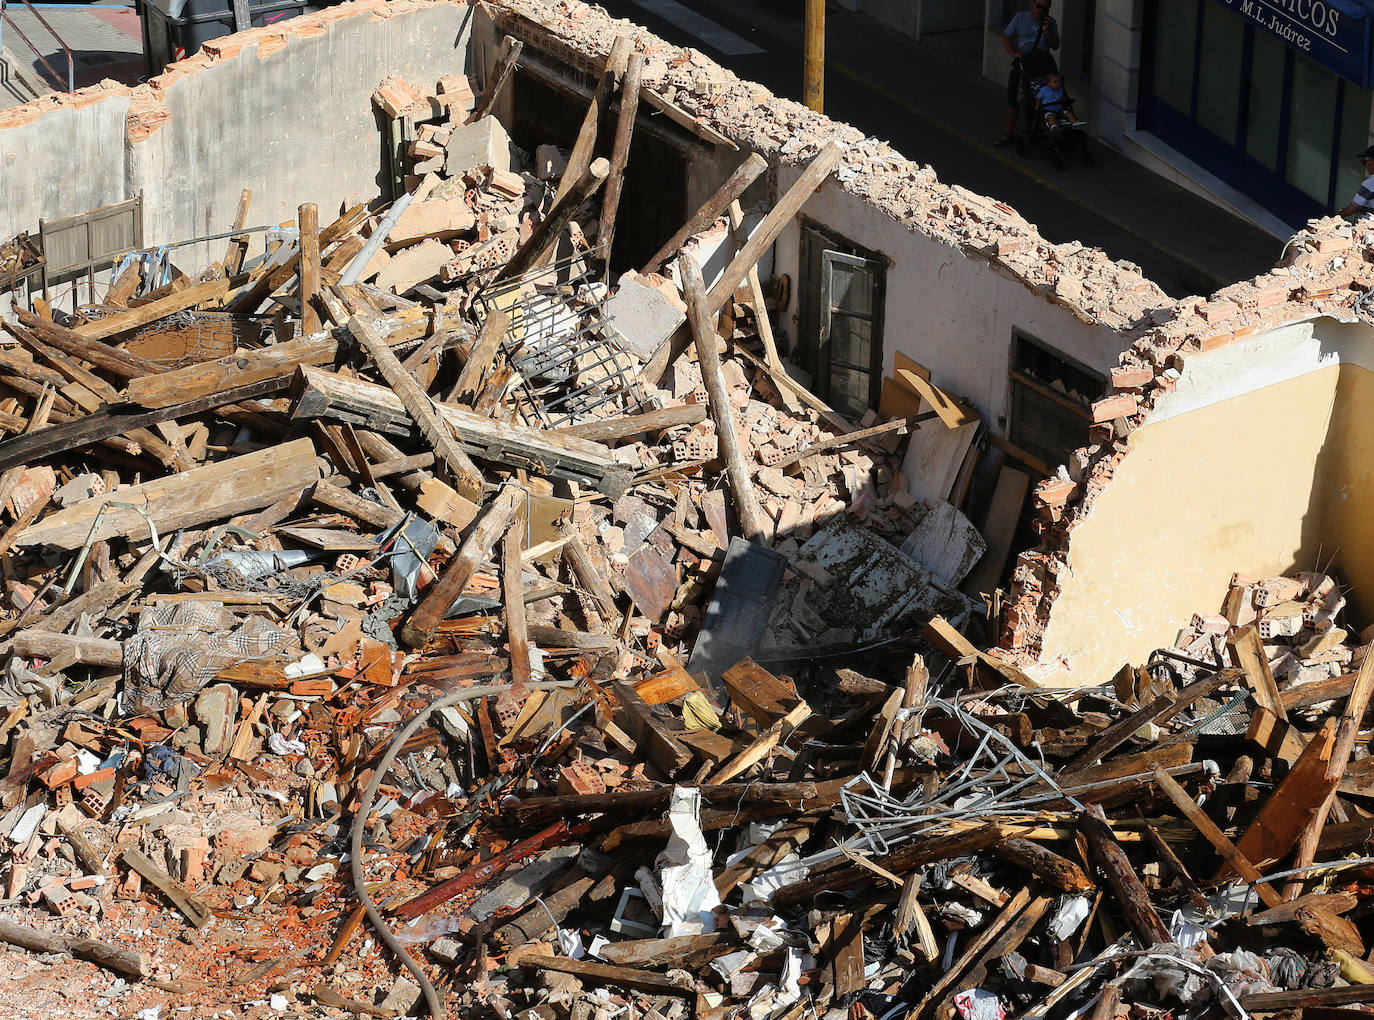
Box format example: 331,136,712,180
1025,316,1374,685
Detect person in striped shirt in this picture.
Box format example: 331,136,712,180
1339,146,1374,218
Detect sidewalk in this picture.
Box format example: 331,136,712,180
607,0,1285,297
0,1,144,105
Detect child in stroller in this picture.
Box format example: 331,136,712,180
1017,63,1092,168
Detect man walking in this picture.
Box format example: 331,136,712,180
996,0,1060,147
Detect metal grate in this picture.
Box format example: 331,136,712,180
475,255,647,428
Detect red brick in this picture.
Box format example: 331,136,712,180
1197,299,1239,323
1109,365,1153,389
1034,476,1076,508
1090,392,1139,424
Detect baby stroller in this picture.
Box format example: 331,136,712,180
1014,54,1091,169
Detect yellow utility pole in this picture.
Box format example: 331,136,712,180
804,0,824,112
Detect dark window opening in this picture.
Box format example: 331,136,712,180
1007,329,1103,470
506,70,688,275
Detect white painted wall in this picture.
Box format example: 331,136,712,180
773,170,1125,439
0,2,475,279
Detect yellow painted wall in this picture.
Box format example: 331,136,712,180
1038,364,1340,686
1314,364,1374,622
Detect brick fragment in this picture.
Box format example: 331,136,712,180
1197,299,1239,323
1090,392,1139,424
1109,365,1153,389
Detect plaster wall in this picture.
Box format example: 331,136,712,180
0,2,474,275
1036,317,1374,683
139,3,475,270
0,98,132,242
773,170,1123,431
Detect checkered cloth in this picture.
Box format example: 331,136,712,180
124,600,292,711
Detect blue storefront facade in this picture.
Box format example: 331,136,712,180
1138,0,1374,226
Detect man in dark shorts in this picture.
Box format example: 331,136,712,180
997,0,1060,146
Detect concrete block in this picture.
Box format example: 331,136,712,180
607,270,686,360
446,115,511,176
387,198,476,249
375,238,451,294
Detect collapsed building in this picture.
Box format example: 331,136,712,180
0,1,1372,1018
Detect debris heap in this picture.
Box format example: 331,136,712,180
0,39,1371,1020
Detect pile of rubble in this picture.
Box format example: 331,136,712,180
0,35,1372,1020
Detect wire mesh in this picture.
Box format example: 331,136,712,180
476,255,647,428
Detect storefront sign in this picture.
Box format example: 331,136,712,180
1212,0,1374,86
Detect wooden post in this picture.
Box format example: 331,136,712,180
679,254,769,546
347,315,484,500
553,37,631,206
599,51,644,263
494,158,611,284
804,0,824,113
642,152,767,276
502,498,532,686
298,202,321,335
643,142,844,385
401,483,523,649
472,36,524,124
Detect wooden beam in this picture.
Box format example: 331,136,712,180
494,158,610,284
17,438,320,551
1152,766,1283,909
298,202,321,335
680,253,769,545
598,50,644,262
75,278,233,341
552,37,630,207
472,36,524,123
291,365,630,497
348,315,485,500
644,141,844,385
557,402,706,443
1229,624,1285,721
0,919,149,979
728,199,799,412
448,308,508,407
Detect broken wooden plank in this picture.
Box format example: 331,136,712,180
401,483,523,649
1222,718,1336,878
120,848,212,928
17,438,319,551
